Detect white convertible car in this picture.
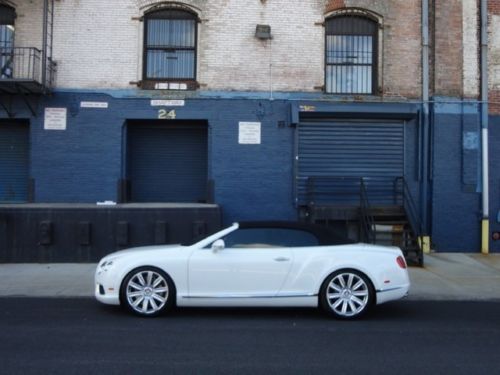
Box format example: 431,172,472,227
95,221,410,319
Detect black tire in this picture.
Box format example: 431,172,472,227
319,269,374,320
120,266,175,317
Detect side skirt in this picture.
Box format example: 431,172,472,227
177,295,318,308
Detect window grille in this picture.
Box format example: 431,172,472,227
143,9,197,81
325,15,378,95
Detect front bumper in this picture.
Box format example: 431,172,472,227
94,268,121,306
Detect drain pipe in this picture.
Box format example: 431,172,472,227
480,0,489,254
42,0,48,91
420,0,431,253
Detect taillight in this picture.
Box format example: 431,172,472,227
396,255,407,269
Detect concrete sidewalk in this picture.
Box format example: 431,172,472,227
1,253,500,301
409,253,500,301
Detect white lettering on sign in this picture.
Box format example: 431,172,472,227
238,122,261,144
80,101,109,108
151,100,185,107
44,108,67,130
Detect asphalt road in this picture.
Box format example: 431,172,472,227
0,299,499,375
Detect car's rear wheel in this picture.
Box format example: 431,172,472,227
120,267,175,317
320,269,374,319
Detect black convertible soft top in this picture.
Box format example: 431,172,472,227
185,221,354,246
237,221,354,246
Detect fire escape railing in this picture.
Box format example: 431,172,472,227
0,0,56,116
1,47,41,82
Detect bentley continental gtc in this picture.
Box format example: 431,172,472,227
95,221,410,319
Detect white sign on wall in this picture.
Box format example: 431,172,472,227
150,100,185,107
238,122,261,144
80,101,109,108
44,108,67,130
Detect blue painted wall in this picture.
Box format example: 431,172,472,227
2,91,498,252
13,94,297,224
209,100,296,223
489,115,500,253
431,102,482,252
32,94,122,203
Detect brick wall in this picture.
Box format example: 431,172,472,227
8,0,494,101
11,0,43,49
491,91,500,114
490,6,500,114
325,0,346,13
52,0,140,89
489,0,500,15
433,0,464,97
359,0,421,99
200,0,325,92
462,0,479,98
8,0,423,96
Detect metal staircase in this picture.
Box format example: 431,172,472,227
303,176,424,266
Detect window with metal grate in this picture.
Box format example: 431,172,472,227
325,15,378,95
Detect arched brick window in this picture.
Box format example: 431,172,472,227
143,8,197,84
325,15,378,94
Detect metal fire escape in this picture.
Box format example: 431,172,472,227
0,0,56,117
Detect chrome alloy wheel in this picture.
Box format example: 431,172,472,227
326,272,370,318
125,270,169,315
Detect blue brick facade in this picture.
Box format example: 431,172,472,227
489,116,500,253
431,104,482,252
17,93,298,223
1,91,499,252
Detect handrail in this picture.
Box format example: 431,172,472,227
306,176,376,243
359,178,376,243
394,177,424,236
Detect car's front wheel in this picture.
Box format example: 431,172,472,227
320,269,374,319
120,267,175,317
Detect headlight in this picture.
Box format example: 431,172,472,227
99,258,117,269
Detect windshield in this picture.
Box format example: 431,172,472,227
181,226,223,246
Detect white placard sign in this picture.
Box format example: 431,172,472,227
80,101,109,108
150,100,185,107
44,108,67,130
238,122,261,144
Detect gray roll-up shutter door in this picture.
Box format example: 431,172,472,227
0,123,29,202
127,123,208,203
297,119,404,204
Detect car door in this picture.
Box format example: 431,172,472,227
188,228,294,298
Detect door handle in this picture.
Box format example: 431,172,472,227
274,257,290,262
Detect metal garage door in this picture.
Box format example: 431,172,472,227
127,122,208,203
297,119,404,204
0,122,29,202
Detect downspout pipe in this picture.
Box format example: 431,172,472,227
480,0,489,254
421,0,430,250
42,0,48,91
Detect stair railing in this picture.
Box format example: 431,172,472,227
305,176,376,243
360,178,376,243
394,177,424,238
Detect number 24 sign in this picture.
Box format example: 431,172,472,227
158,109,176,119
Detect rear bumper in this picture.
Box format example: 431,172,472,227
376,283,410,305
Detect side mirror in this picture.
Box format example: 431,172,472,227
211,239,225,253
